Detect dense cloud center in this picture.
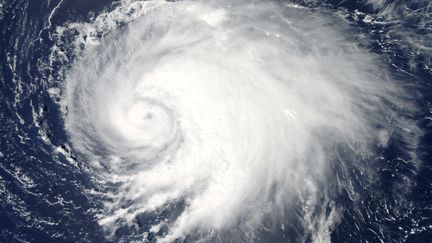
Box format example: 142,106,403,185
62,0,403,241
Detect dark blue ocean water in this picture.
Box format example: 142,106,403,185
0,0,431,242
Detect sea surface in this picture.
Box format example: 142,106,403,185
0,0,431,242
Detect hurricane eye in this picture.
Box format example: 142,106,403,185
144,112,153,119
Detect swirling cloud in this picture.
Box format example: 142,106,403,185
60,0,414,242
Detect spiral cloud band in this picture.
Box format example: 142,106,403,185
59,0,412,242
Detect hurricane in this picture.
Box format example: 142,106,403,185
1,0,431,242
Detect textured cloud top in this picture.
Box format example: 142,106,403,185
58,0,417,242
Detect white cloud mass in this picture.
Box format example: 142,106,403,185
58,0,417,242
